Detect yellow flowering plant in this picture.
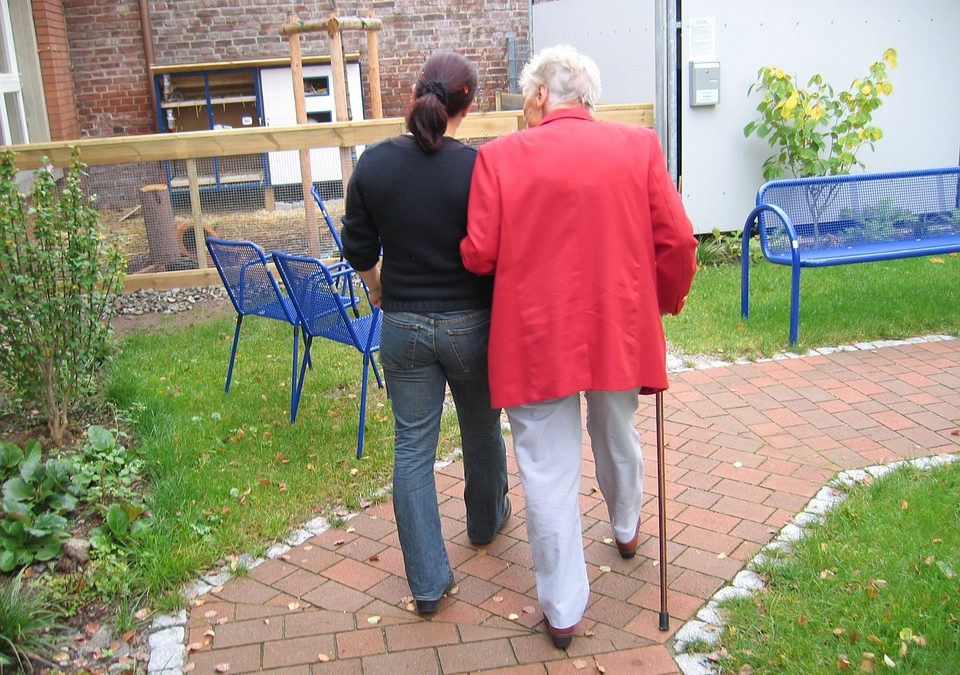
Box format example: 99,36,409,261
744,48,898,182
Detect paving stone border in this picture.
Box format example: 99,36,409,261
673,451,960,675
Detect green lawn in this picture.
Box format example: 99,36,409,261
718,461,960,674
665,253,960,359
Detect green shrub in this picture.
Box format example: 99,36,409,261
0,572,64,672
71,425,145,506
0,440,79,572
0,149,125,447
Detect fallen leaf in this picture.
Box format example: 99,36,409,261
584,630,595,637
595,661,607,673
508,613,520,620
522,605,536,614
833,627,845,636
930,257,945,264
717,552,727,559
572,660,587,670
819,569,835,579
215,664,230,673
121,629,136,643
448,585,459,595
733,461,743,468
883,654,896,668
186,642,204,653
797,615,809,624
83,623,100,636
204,610,218,619
317,653,331,662
912,634,927,646
900,500,909,510
492,595,504,603
183,663,196,673
933,538,943,544
867,635,882,644
836,655,851,671
134,608,151,620
900,641,908,657
602,537,614,544
861,652,877,673
368,554,380,562
598,565,612,573
367,615,381,625
346,527,356,534
350,468,359,476
737,666,754,675
936,560,956,579
204,629,216,638
287,602,300,611
333,539,346,546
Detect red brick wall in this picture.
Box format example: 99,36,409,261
32,0,81,140
64,1,529,138
62,0,156,138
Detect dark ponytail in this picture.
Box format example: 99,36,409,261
406,51,478,153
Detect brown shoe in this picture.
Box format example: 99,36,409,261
544,617,576,649
615,517,641,559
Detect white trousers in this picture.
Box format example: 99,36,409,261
507,389,643,629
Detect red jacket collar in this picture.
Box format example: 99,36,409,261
538,107,595,126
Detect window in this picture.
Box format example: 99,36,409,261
0,0,28,145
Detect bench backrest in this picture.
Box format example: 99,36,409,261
756,167,960,256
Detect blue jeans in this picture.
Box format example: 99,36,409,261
381,309,508,601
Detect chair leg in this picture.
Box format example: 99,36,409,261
789,265,801,346
370,353,384,388
290,326,300,419
291,336,312,423
225,314,243,393
357,354,372,458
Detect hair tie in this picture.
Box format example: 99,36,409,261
419,78,448,105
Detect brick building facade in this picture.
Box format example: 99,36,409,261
38,0,530,141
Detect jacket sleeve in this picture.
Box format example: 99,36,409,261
645,135,698,315
460,148,501,276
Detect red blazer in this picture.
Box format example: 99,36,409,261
461,107,697,409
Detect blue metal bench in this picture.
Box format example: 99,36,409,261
741,167,960,344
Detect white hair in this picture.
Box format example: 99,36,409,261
519,44,602,110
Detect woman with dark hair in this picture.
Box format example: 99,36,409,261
341,51,510,615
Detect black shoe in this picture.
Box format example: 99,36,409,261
544,617,576,649
415,579,455,616
469,496,512,546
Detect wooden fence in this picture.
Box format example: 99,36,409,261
9,104,653,291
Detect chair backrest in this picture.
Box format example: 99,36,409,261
310,186,344,256
272,250,380,352
206,237,297,323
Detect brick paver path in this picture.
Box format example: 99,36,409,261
179,339,959,673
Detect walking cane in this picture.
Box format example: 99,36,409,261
656,390,670,631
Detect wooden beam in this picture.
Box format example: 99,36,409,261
279,16,382,36
8,105,654,169
329,28,354,191
366,22,383,118
286,14,320,256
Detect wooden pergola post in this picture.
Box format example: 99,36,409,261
280,15,383,255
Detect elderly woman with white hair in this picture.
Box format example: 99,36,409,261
461,45,698,649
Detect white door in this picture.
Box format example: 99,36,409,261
260,63,365,187
0,0,28,146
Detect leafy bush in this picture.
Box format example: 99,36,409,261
696,228,759,267
744,49,898,181
0,149,125,447
0,572,64,672
0,440,79,572
71,425,145,506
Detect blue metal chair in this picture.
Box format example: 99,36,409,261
205,237,305,415
272,250,384,458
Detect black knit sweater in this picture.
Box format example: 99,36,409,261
341,135,493,313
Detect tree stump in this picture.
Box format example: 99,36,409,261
140,183,178,266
